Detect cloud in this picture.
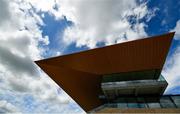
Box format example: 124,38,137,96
0,0,82,113
0,100,20,113
163,46,180,94
27,0,57,13
25,0,158,49
172,20,180,40
0,45,38,77
55,0,157,48
0,0,11,26
163,20,180,94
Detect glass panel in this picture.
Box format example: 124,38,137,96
147,103,161,108
107,103,117,108
127,103,139,108
115,98,127,108
126,97,136,102
158,75,166,81
102,74,114,82
145,96,161,108
137,97,148,108
171,96,180,108
154,69,161,79
160,96,176,108
115,97,126,103
138,103,147,108
145,96,160,103
105,90,116,99
126,97,139,108
102,69,161,82
117,103,127,108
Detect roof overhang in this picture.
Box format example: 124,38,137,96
35,32,175,112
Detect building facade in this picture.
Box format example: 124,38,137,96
92,95,180,113
35,32,180,113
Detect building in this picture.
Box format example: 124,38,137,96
35,32,180,113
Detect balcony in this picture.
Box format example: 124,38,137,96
101,75,168,99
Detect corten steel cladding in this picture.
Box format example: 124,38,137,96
35,32,175,112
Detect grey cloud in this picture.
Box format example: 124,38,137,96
0,100,20,113
0,31,32,56
7,77,30,92
0,45,38,77
0,0,11,26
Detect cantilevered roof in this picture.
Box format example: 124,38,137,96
35,32,174,112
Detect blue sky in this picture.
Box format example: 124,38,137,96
0,0,180,113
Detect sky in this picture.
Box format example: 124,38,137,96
0,0,180,113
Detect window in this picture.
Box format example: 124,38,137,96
147,103,161,108
158,75,166,81
115,98,128,108
171,96,180,108
107,103,117,108
137,97,148,108
145,96,161,108
127,103,139,108
126,97,139,108
160,96,176,108
117,103,127,108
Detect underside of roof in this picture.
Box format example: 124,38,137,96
35,32,175,112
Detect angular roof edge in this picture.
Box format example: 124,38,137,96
35,32,175,112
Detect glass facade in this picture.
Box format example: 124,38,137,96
171,96,180,108
137,97,147,108
127,97,139,108
148,103,161,108
102,69,161,82
98,70,179,112
101,95,180,109
101,75,168,98
158,75,166,81
160,96,176,108
116,98,127,108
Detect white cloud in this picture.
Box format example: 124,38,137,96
0,0,82,113
0,0,11,26
55,0,157,48
27,0,56,12
0,100,20,113
163,46,180,94
22,0,157,49
172,20,180,40
163,20,180,94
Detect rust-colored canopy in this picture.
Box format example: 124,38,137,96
35,32,174,112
